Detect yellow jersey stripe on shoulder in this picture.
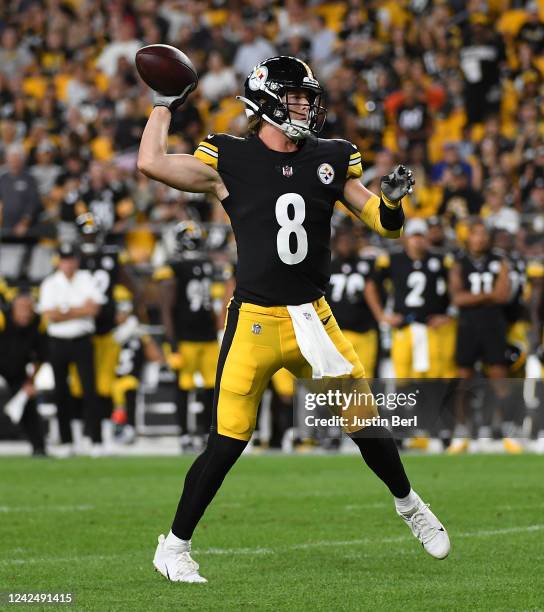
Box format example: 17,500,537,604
347,160,363,179
153,266,174,281
197,144,218,157
0,310,5,332
349,152,362,160
200,140,218,152
194,147,218,170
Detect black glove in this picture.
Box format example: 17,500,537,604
380,165,415,207
153,82,196,113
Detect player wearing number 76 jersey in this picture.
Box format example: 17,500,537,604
137,54,450,583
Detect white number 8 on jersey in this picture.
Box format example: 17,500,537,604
275,193,308,265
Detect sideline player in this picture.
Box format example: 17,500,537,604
138,56,450,582
327,221,379,378
154,221,219,449
448,219,515,453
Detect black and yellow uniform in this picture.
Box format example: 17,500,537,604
154,257,219,391
61,181,133,231
70,246,124,398
111,333,147,428
193,133,400,441
527,257,544,377
327,255,379,377
169,60,410,544
503,251,529,374
375,249,456,378
0,308,46,453
455,249,508,368
195,133,398,307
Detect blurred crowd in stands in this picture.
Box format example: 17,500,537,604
0,0,542,257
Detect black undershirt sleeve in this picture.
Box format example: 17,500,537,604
379,199,405,231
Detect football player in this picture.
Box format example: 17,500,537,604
154,222,220,450
448,219,516,453
367,218,456,379
365,218,456,450
493,229,529,377
69,213,141,437
111,287,162,444
138,55,450,582
327,221,379,378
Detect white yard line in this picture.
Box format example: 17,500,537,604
0,504,94,513
1,524,542,566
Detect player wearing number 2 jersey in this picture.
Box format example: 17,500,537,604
367,218,456,379
138,55,450,583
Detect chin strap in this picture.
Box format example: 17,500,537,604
237,95,312,141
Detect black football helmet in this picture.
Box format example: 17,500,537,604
75,212,104,253
237,56,326,141
174,221,205,254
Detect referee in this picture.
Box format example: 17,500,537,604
38,243,105,455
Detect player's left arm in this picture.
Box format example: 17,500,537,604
490,260,511,305
342,166,414,238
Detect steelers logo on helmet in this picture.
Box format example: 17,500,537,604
248,65,268,91
317,163,335,184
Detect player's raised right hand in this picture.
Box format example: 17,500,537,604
152,84,195,113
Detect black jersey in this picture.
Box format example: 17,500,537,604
154,257,217,342
375,249,452,323
116,335,145,379
503,251,527,324
61,181,131,231
456,249,506,318
0,308,46,382
194,133,363,306
326,255,376,332
79,246,122,335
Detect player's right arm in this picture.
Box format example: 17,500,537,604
137,107,228,201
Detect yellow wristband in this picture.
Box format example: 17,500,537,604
380,192,402,209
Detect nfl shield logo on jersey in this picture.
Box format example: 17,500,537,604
252,323,262,335
282,165,293,178
317,163,335,184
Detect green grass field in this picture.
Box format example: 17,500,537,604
0,454,542,611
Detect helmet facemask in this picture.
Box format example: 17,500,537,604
264,87,326,141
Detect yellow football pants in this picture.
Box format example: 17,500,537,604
111,375,139,408
391,319,457,379
69,332,120,398
178,340,219,391
341,329,379,379
215,297,377,441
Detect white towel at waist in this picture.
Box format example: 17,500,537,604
287,303,353,379
410,322,430,373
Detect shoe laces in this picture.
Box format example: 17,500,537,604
408,504,439,545
172,551,200,579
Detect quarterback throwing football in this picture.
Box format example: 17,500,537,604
138,55,450,583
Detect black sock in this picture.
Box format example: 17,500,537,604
196,389,214,434
176,389,188,433
172,433,247,540
350,426,411,498
125,390,137,427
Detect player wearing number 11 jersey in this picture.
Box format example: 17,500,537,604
138,54,450,583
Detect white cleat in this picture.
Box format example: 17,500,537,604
398,502,451,559
153,534,207,583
